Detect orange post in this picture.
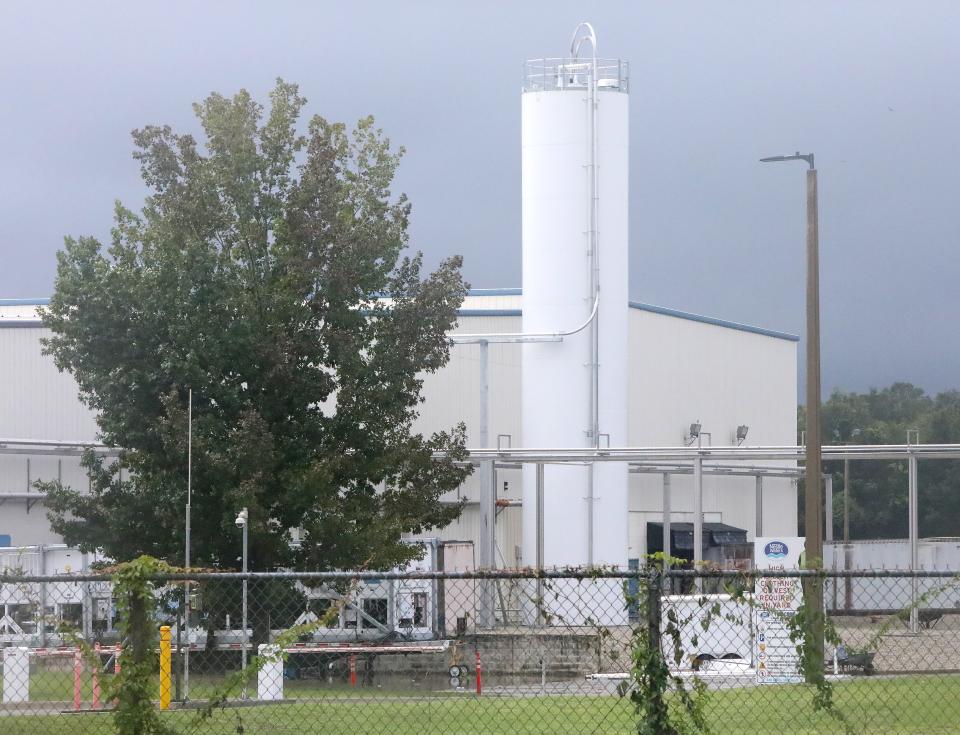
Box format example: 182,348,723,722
349,655,357,688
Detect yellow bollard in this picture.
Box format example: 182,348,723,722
159,626,171,710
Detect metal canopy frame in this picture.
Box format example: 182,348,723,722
2,438,955,634
0,439,118,457
448,442,960,633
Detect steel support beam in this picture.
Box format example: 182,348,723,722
755,475,763,537
477,340,496,628
662,473,671,573
824,474,833,543
693,452,703,591
908,453,919,634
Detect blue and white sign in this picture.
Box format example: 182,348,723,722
754,536,804,684
763,541,789,559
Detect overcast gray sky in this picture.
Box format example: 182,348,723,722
2,1,957,398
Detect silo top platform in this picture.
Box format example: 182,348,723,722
523,58,629,94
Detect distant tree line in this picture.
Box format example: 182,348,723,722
799,383,960,540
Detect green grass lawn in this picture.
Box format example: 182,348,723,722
3,674,960,734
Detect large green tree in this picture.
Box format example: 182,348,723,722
39,80,470,572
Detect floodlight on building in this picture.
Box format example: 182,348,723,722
736,425,750,445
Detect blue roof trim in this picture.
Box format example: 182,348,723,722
628,301,799,342
0,293,795,341
457,309,522,317
467,288,522,296
0,298,49,306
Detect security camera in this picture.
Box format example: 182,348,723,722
235,508,248,527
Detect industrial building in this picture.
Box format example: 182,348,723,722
0,291,798,570
0,27,800,575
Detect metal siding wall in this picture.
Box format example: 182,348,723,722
0,501,66,547
0,327,100,547
626,308,799,554
0,327,99,440
409,315,522,557
0,307,799,559
413,314,522,452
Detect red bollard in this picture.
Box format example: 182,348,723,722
349,655,357,688
113,643,121,707
475,650,482,696
92,643,101,710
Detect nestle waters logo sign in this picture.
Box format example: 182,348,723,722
764,541,789,559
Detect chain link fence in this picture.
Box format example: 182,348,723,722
2,568,960,733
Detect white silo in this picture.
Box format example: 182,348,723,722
521,25,630,571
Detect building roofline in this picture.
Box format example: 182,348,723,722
466,288,522,296
0,298,50,306
456,309,522,318
1,292,798,342
628,301,799,342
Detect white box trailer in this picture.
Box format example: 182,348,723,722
824,539,960,613
660,593,754,668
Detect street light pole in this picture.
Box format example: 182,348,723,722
235,507,249,699
760,151,824,679
183,388,192,701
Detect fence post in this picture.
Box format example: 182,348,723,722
643,566,671,729
646,567,663,659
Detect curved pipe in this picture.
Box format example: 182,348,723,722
570,22,598,59
448,293,598,343
452,22,603,348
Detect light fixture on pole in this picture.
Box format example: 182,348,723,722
760,149,824,679
235,507,249,699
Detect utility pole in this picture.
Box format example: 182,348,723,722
760,151,824,679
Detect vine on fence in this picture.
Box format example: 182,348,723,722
7,557,959,734
626,561,856,734
627,556,711,735
190,578,351,731
108,555,176,735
